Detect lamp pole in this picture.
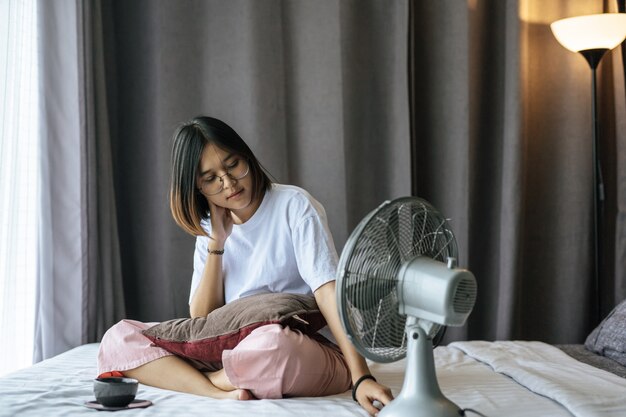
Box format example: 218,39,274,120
551,13,626,327
580,48,607,324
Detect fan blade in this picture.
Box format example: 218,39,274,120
346,278,396,310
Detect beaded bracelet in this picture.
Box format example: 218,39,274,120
352,374,377,402
208,248,224,255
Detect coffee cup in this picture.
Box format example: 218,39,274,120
93,377,138,407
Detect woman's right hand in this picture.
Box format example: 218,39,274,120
208,201,233,243
190,200,230,318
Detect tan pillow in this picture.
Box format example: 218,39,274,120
142,292,326,364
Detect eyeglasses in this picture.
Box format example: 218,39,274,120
198,158,250,196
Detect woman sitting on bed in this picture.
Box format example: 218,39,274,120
97,116,393,415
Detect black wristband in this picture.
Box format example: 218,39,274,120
352,374,377,402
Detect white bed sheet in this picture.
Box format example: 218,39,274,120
452,341,626,417
0,341,615,417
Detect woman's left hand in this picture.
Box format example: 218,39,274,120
313,282,394,416
354,378,393,416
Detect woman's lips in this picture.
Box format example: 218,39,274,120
227,189,243,199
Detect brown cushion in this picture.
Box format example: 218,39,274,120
142,292,326,364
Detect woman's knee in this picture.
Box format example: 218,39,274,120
98,319,169,377
237,324,305,361
223,325,350,398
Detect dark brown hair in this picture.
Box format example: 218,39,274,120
170,116,272,236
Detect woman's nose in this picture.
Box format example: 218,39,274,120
221,173,237,189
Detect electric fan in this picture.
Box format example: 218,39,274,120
336,197,477,417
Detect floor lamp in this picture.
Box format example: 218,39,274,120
550,13,626,323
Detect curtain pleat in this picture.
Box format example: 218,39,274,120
35,0,125,361
32,0,626,355
615,0,626,311
35,0,83,362
408,0,626,343
77,0,126,344
103,0,410,322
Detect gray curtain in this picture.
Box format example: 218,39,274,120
617,0,626,326
35,0,125,361
41,0,626,356
102,0,410,322
36,0,83,362
36,0,626,359
34,0,410,358
79,0,127,345
409,0,626,344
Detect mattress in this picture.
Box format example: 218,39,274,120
1,341,625,417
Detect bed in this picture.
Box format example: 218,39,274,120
1,339,625,417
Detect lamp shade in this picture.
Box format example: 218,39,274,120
550,13,626,52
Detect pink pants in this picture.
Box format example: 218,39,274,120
97,320,351,399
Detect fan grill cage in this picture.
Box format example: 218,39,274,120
340,198,458,362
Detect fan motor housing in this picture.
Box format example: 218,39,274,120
398,256,477,327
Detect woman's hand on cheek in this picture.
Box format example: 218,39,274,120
209,201,233,243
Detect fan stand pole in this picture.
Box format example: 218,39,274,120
379,324,461,417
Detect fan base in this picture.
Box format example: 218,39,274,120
378,395,461,417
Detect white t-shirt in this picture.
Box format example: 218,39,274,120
189,184,339,304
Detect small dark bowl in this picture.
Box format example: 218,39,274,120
93,377,139,407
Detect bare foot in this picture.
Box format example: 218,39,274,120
201,369,254,400
204,368,237,391
237,389,254,400
219,388,253,400
122,355,249,401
